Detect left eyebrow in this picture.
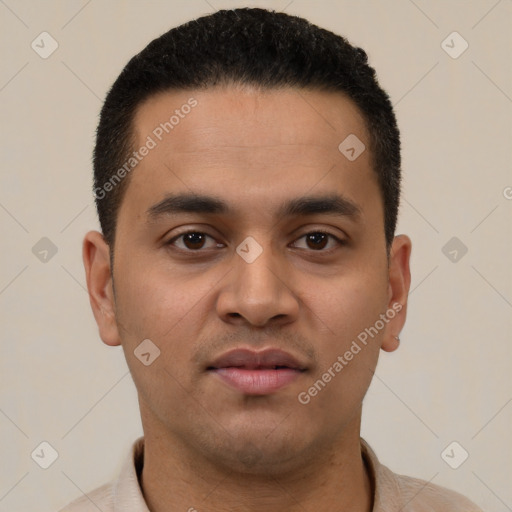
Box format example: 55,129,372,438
145,192,362,223
277,194,362,220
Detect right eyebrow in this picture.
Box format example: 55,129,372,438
146,193,229,222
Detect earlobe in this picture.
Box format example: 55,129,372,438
381,234,412,353
82,230,121,346
381,332,401,353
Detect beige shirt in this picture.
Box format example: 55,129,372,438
59,437,482,511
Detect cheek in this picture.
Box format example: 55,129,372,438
114,257,213,340
307,265,389,343
112,263,213,417
112,259,224,396
300,266,388,397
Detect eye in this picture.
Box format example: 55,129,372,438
167,231,222,251
291,231,345,251
166,230,345,253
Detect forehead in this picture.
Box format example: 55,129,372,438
119,85,379,225
134,85,369,154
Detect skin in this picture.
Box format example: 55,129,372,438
83,85,411,512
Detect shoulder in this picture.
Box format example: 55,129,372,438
393,472,483,511
360,438,483,512
57,482,113,512
57,436,145,512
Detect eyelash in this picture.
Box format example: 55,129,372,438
166,230,347,253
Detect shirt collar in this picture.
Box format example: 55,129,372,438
360,437,402,511
113,436,150,512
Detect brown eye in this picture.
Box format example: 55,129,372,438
305,232,329,250
168,232,220,251
291,231,344,251
182,232,207,250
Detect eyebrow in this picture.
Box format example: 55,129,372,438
146,192,362,222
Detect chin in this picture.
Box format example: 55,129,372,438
192,418,320,476
215,439,308,476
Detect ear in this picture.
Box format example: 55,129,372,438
381,234,412,353
82,230,121,346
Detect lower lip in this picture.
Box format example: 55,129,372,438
211,368,302,395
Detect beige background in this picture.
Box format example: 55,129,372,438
1,1,511,510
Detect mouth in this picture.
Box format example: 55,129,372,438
207,348,307,395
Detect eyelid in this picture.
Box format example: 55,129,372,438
291,223,348,242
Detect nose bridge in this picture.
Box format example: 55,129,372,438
216,234,299,326
234,234,283,298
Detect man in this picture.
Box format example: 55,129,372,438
64,7,482,511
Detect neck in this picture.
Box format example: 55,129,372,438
139,410,373,512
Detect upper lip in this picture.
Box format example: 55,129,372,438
207,348,307,371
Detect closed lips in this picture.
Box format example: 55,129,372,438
207,348,307,371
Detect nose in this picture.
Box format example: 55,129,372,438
216,237,300,328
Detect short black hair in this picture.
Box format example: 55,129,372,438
93,7,401,252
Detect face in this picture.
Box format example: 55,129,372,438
84,85,411,475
